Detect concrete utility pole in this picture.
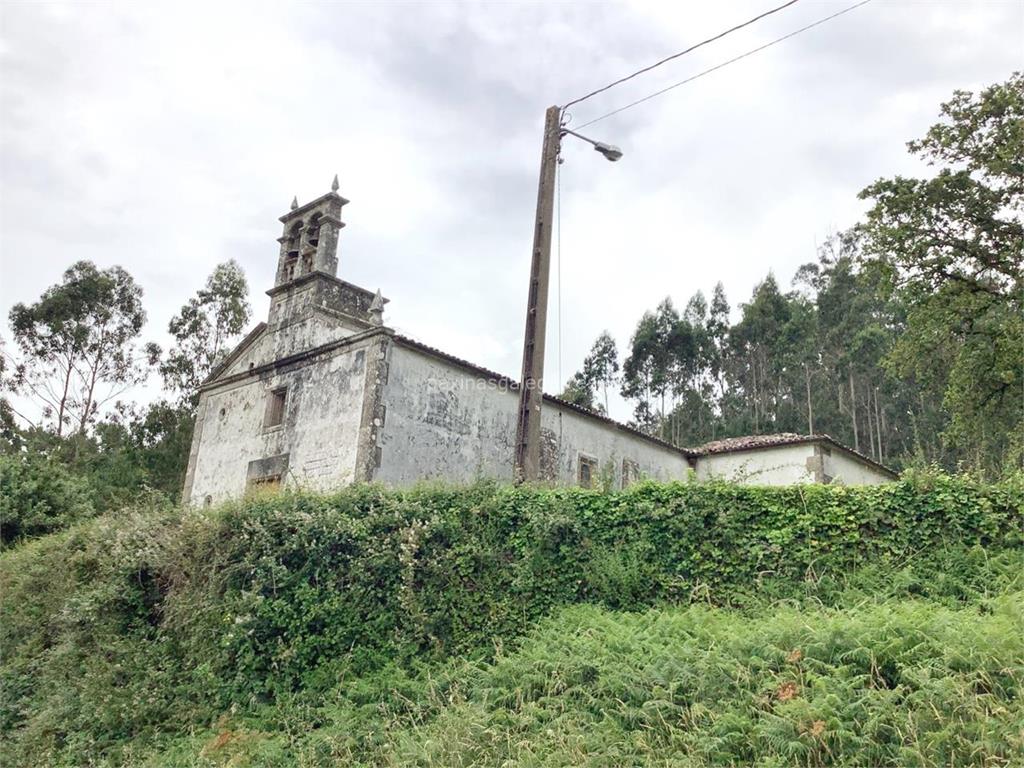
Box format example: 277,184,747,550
514,105,562,483
514,107,623,483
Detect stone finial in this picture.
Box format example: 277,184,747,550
331,174,340,193
369,289,384,326
290,196,299,210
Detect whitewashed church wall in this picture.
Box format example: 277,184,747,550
186,343,369,505
375,345,519,485
375,343,691,487
539,401,691,486
222,314,365,379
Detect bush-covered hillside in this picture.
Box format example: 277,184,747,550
1,476,1022,766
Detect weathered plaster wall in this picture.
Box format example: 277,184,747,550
375,343,517,485
185,342,370,505
694,442,893,485
694,444,817,485
824,448,892,485
222,314,366,380
539,401,690,486
375,342,690,487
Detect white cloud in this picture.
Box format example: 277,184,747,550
1,0,1020,426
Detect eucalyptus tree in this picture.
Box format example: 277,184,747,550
148,260,251,406
581,331,620,415
7,261,146,436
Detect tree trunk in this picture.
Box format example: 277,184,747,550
849,370,859,452
804,364,814,435
874,386,883,461
79,345,105,434
866,396,876,460
879,389,887,460
751,362,760,433
56,354,74,438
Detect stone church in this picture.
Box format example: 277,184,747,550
182,181,895,506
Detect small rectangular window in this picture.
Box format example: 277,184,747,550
264,387,287,428
578,455,597,488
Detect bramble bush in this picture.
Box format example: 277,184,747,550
1,474,1022,765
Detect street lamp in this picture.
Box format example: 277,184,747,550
514,106,622,483
561,127,624,162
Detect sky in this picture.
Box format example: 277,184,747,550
1,0,1021,425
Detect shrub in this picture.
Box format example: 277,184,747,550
0,451,95,547
0,474,1021,765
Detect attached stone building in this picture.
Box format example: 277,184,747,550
182,185,894,506
692,434,896,485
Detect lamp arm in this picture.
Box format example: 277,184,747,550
560,128,599,147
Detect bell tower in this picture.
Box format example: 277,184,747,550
266,175,386,334
275,174,347,286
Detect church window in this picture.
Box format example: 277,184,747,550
578,454,597,488
264,387,287,428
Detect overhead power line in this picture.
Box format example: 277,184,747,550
562,0,801,110
574,0,874,130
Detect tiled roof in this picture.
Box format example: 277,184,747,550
695,433,816,454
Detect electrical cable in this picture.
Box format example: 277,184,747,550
562,0,801,110
556,151,563,395
574,0,873,129
556,154,564,449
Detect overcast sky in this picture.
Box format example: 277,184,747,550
1,0,1021,424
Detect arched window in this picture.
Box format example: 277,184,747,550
281,220,303,281
307,213,322,248
286,220,303,256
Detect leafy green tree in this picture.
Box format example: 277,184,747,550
0,451,95,546
706,283,731,404
7,262,146,436
581,331,619,415
727,275,792,434
81,400,194,505
859,72,1023,475
149,260,251,404
560,332,620,415
559,370,598,411
622,300,678,433
0,342,22,452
